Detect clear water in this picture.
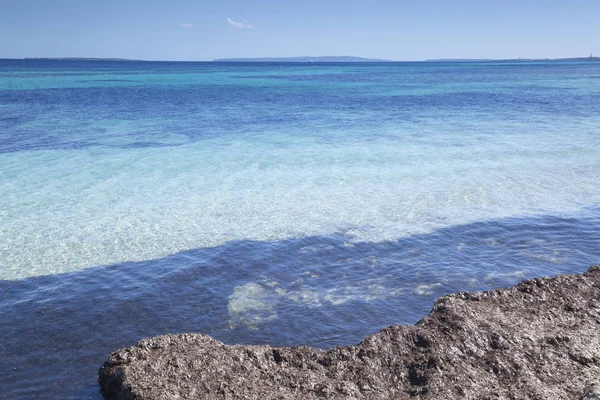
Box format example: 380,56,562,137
0,59,599,398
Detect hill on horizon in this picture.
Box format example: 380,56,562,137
213,56,391,62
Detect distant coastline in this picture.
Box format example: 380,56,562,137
14,55,600,63
426,56,600,62
24,57,142,61
213,56,391,62
425,58,493,62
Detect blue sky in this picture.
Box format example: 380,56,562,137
1,0,598,61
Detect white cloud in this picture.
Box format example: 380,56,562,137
227,17,255,29
180,23,194,28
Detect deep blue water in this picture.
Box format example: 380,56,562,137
0,59,599,398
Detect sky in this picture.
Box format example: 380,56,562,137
1,0,599,61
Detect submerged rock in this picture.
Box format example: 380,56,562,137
99,266,600,399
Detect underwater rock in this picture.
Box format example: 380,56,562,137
99,265,600,399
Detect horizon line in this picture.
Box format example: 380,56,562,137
2,54,598,63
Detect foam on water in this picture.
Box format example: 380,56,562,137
227,282,277,329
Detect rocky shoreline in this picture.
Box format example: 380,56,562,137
99,265,600,399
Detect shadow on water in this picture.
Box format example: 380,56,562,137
0,209,599,399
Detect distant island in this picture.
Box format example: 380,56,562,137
426,56,600,62
509,56,600,62
213,56,391,62
24,57,141,61
425,58,492,62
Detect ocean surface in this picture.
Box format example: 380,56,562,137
0,59,599,398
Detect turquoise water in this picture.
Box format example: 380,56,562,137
0,59,599,398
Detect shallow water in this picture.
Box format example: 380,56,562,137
0,59,599,398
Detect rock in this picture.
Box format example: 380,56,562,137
99,265,600,399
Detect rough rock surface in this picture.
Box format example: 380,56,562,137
99,266,600,399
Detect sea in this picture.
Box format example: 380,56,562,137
0,59,599,398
